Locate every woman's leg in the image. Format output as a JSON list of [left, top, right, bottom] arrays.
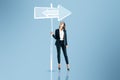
[[61, 44, 69, 65], [56, 45, 61, 70], [61, 44, 70, 70]]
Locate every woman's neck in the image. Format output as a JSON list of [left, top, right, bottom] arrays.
[[59, 28, 63, 31]]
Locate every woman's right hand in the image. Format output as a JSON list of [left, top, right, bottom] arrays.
[[50, 32, 54, 35]]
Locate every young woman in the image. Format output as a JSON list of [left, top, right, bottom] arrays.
[[50, 21, 70, 71]]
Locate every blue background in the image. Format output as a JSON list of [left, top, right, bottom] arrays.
[[0, 0, 120, 80]]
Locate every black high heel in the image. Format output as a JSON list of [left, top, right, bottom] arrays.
[[67, 68, 70, 71], [66, 64, 70, 71], [58, 67, 61, 70], [58, 64, 61, 70]]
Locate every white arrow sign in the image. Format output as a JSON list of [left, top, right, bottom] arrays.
[[34, 4, 72, 21]]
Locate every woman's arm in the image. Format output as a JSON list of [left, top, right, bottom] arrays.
[[50, 30, 57, 39], [64, 30, 68, 46], [52, 34, 56, 39]]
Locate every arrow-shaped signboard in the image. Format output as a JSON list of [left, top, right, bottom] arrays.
[[34, 4, 72, 21]]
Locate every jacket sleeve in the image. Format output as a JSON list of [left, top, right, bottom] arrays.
[[65, 30, 68, 45], [52, 30, 57, 39]]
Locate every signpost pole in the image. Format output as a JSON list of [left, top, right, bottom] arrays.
[[50, 3, 53, 71]]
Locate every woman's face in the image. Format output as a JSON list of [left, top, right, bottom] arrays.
[[60, 22, 64, 29]]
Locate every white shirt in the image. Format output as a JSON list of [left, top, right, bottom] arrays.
[[59, 29, 64, 41]]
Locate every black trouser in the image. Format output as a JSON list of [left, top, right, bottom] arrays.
[[56, 40, 69, 64]]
